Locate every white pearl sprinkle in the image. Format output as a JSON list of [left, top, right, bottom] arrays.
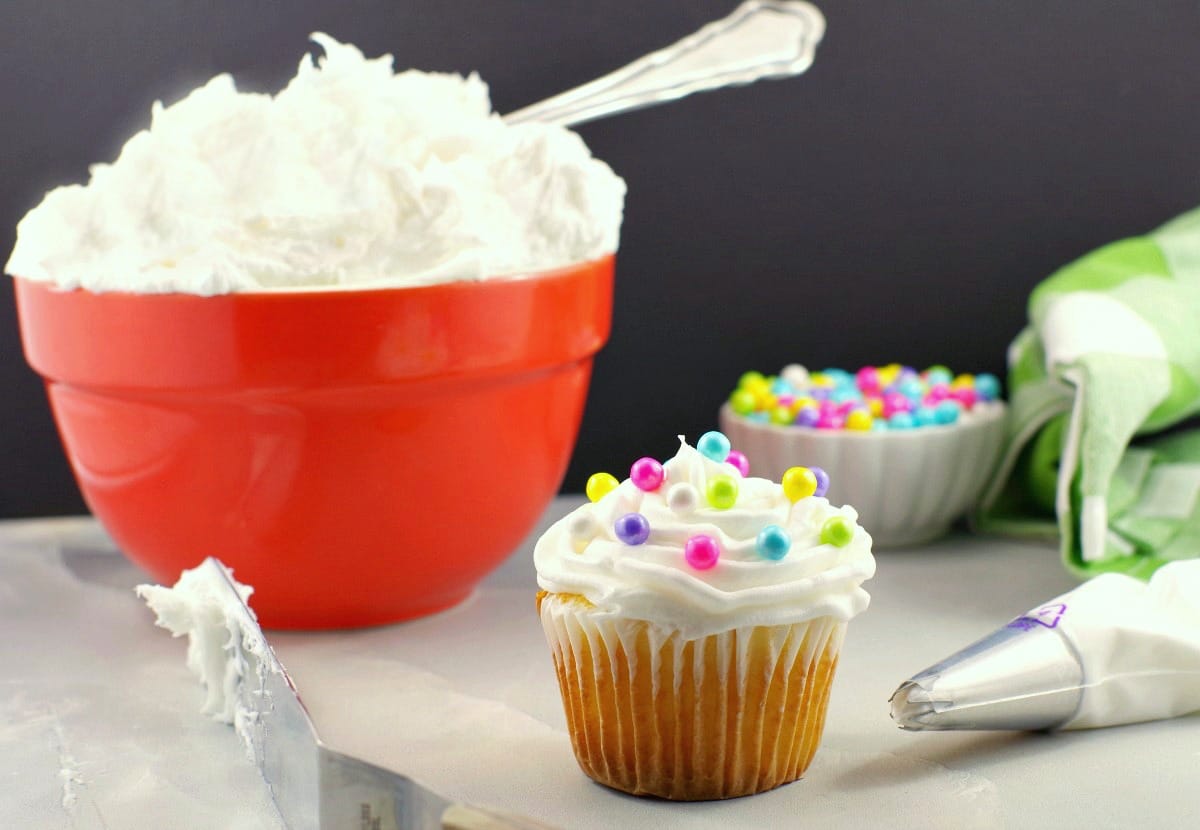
[[567, 511, 599, 553], [667, 483, 700, 516], [781, 363, 809, 389]]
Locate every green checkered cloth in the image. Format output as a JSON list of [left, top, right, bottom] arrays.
[[976, 208, 1200, 579]]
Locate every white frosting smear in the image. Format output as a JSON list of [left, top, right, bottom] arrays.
[[535, 437, 876, 639], [6, 34, 626, 295], [136, 563, 266, 756]]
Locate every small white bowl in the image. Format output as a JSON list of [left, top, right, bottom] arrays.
[[719, 402, 1008, 547]]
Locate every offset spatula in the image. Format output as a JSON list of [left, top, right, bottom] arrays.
[[201, 559, 555, 830]]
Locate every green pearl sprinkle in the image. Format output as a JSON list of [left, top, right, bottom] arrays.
[[770, 405, 794, 425], [730, 389, 758, 415], [738, 370, 766, 389], [706, 475, 738, 510], [820, 516, 854, 547]]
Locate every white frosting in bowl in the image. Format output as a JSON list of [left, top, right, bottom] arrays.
[[6, 35, 625, 295], [535, 437, 876, 639]]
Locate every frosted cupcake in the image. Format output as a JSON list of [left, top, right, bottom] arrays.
[[534, 432, 875, 800]]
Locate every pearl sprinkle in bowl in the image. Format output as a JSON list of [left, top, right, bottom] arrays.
[[719, 371, 1008, 548]]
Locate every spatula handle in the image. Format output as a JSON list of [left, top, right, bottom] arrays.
[[504, 0, 826, 128]]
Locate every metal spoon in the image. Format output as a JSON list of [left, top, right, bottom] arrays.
[[504, 0, 826, 127]]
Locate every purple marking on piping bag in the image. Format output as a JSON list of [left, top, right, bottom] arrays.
[[1007, 603, 1067, 631]]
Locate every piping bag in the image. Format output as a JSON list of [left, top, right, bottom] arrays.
[[890, 558, 1200, 731]]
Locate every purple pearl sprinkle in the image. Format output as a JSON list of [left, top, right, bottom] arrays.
[[794, 408, 820, 428], [810, 466, 830, 498], [614, 512, 651, 545]]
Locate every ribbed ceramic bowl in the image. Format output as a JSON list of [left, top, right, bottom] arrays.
[[15, 256, 614, 629], [719, 402, 1007, 547]]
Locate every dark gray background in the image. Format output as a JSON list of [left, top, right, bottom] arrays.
[[3, 1, 1198, 517]]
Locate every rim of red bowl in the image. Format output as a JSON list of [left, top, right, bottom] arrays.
[[13, 254, 615, 391], [12, 254, 614, 298]]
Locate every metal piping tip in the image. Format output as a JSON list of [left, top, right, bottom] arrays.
[[887, 624, 1085, 732], [889, 680, 939, 731]]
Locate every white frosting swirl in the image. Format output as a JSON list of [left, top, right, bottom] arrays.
[[6, 35, 625, 295], [535, 437, 876, 639]]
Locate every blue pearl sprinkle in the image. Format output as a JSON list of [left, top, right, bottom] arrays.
[[913, 406, 938, 427], [697, 430, 732, 462], [888, 411, 916, 430], [925, 367, 953, 386], [934, 400, 961, 425], [823, 368, 854, 387], [756, 524, 792, 560], [899, 379, 925, 401], [975, 373, 1001, 401]]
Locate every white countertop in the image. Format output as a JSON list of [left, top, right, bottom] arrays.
[[3, 500, 1197, 829]]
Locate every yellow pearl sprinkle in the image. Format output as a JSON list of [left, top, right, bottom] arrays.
[[782, 466, 817, 502], [868, 397, 885, 417], [845, 410, 873, 431], [741, 375, 770, 397], [951, 373, 975, 389], [586, 472, 619, 502]]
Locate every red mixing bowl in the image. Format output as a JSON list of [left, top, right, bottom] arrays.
[[14, 256, 614, 629]]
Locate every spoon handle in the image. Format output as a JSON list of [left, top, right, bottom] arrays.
[[504, 0, 826, 128]]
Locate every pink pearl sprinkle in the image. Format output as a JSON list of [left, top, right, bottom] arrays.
[[817, 413, 844, 430], [883, 392, 911, 417], [952, 387, 977, 409], [630, 457, 664, 491], [818, 399, 837, 416], [725, 450, 750, 477], [684, 534, 720, 570], [927, 383, 951, 403], [856, 366, 880, 393], [776, 394, 795, 407], [836, 400, 856, 415]]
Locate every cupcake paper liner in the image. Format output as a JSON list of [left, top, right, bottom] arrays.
[[538, 591, 846, 800]]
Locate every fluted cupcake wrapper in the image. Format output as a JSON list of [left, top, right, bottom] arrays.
[[538, 592, 847, 801]]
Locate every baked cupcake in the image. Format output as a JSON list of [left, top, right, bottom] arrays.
[[719, 364, 1007, 547], [534, 432, 875, 800]]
